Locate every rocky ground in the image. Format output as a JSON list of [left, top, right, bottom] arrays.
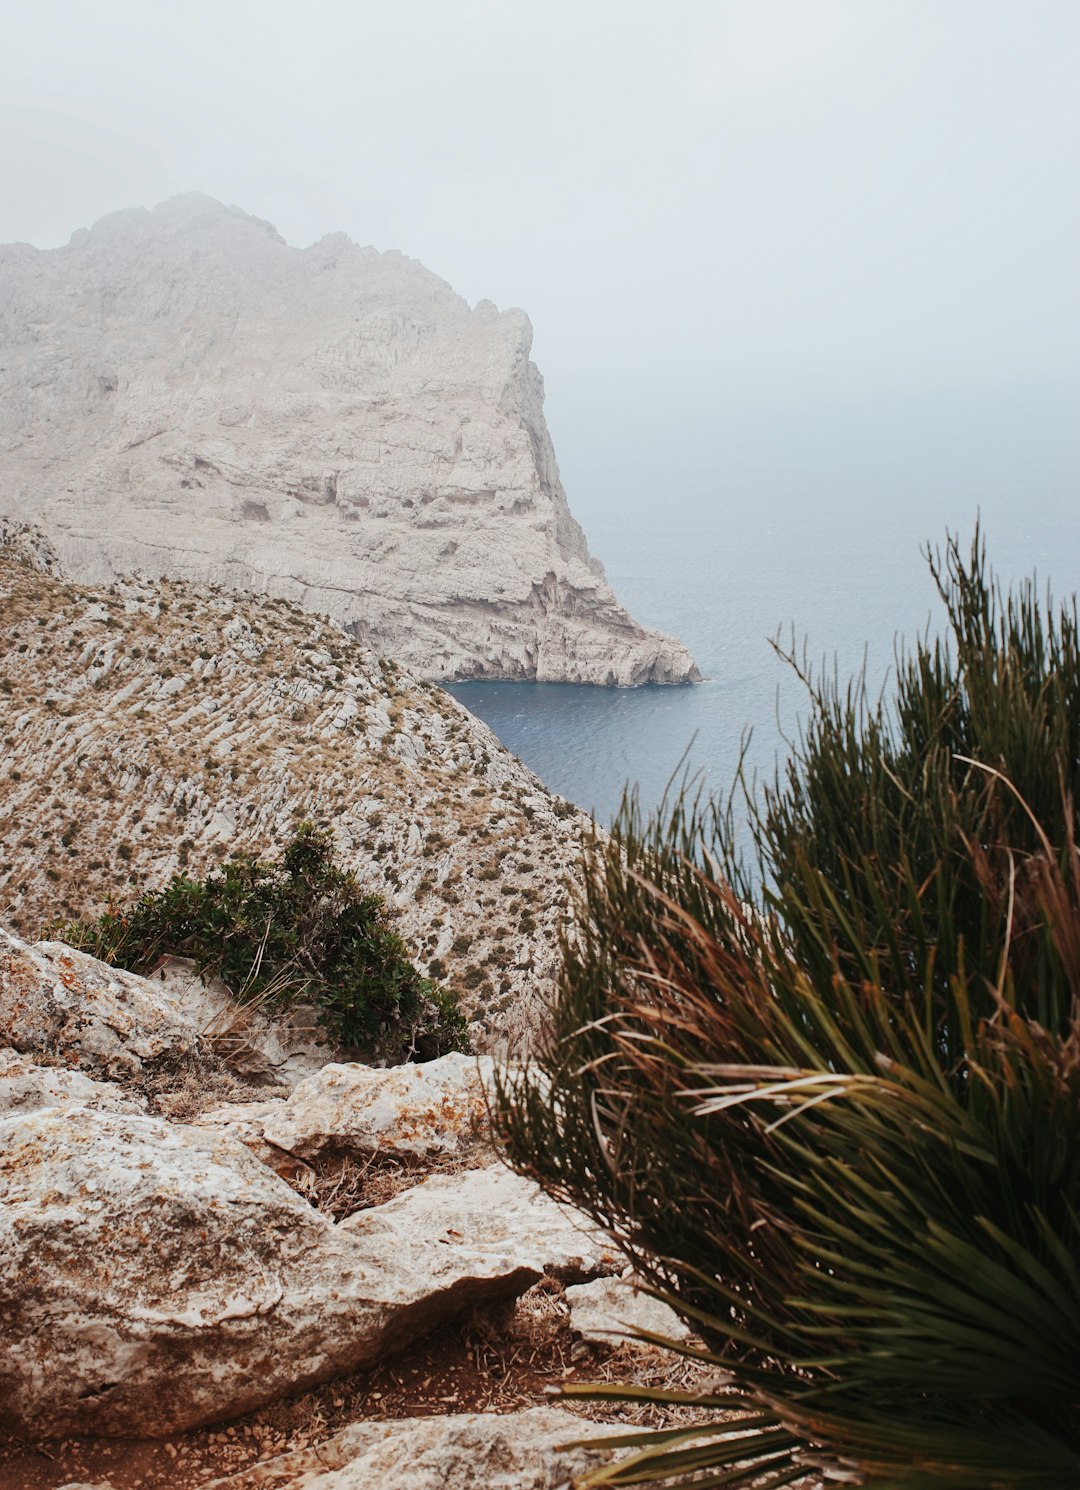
[[0, 928, 729, 1490], [0, 527, 731, 1489], [0, 529, 595, 1051]]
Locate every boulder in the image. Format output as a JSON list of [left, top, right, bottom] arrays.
[[0, 928, 201, 1081], [208, 1407, 626, 1490], [257, 1053, 495, 1161], [340, 1163, 622, 1283], [192, 1096, 311, 1185], [565, 1272, 692, 1348], [0, 1048, 146, 1116], [0, 1104, 358, 1438], [0, 1110, 616, 1438]]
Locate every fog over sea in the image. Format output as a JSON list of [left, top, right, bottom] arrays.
[[451, 385, 1079, 831]]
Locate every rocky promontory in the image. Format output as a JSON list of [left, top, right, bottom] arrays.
[[0, 193, 698, 686]]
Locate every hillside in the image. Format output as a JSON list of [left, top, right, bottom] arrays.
[[0, 193, 697, 686], [0, 526, 592, 1049]]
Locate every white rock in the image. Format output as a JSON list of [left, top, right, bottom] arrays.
[[208, 1407, 625, 1490], [0, 927, 201, 1081], [0, 194, 698, 687], [152, 957, 336, 1090], [565, 1272, 692, 1348], [0, 1110, 616, 1438], [340, 1163, 621, 1282], [0, 1105, 354, 1437], [0, 1048, 146, 1115], [259, 1053, 494, 1161], [191, 1096, 310, 1185], [195, 1096, 288, 1147]]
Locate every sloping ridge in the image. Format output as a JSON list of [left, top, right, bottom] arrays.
[[0, 193, 699, 686], [0, 527, 593, 1050]]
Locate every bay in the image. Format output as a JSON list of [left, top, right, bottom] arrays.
[[451, 396, 1079, 832]]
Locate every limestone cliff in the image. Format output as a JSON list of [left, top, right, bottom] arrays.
[[0, 194, 698, 685]]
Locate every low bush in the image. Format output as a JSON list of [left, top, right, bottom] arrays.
[[495, 532, 1080, 1489], [59, 823, 468, 1063]]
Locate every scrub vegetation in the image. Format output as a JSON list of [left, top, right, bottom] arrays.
[[60, 823, 468, 1063], [495, 531, 1080, 1488]]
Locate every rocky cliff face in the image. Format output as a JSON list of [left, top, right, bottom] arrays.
[[0, 194, 697, 685]]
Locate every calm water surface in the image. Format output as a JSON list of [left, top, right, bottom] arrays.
[[451, 482, 1079, 831]]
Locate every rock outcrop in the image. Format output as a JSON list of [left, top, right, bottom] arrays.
[[195, 1052, 495, 1182], [0, 1106, 615, 1438], [0, 927, 202, 1081], [0, 1048, 147, 1116], [338, 1164, 620, 1284], [0, 193, 698, 686], [253, 1054, 493, 1161], [0, 935, 627, 1443], [0, 545, 595, 1049], [565, 1272, 692, 1348], [0, 931, 713, 1488], [150, 958, 338, 1091]]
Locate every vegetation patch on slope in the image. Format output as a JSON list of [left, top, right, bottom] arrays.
[[60, 823, 467, 1063]]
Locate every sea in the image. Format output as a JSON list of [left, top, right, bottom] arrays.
[[450, 397, 1078, 836]]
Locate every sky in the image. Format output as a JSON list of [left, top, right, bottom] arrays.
[[2, 0, 1078, 535]]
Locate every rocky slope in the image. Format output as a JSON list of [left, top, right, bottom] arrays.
[[0, 192, 698, 686], [0, 528, 595, 1051]]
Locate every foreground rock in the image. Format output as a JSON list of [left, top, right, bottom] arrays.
[[191, 1095, 310, 1184], [0, 193, 697, 688], [0, 1048, 146, 1116], [339, 1164, 621, 1283], [0, 1109, 617, 1438], [208, 1407, 625, 1490], [0, 927, 201, 1082], [197, 1052, 494, 1181], [566, 1272, 692, 1348], [153, 958, 336, 1091], [202, 1053, 494, 1162]]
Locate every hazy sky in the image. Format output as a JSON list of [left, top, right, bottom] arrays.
[[3, 0, 1077, 526]]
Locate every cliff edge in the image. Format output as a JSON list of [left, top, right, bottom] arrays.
[[0, 194, 698, 685]]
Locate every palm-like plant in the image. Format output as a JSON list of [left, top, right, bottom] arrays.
[[493, 532, 1080, 1488]]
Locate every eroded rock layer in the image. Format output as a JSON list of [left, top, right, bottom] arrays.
[[0, 193, 697, 685]]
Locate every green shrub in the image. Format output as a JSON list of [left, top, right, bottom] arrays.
[[59, 823, 468, 1063], [494, 532, 1080, 1489]]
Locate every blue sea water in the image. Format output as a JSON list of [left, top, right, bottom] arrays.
[[450, 410, 1078, 831]]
